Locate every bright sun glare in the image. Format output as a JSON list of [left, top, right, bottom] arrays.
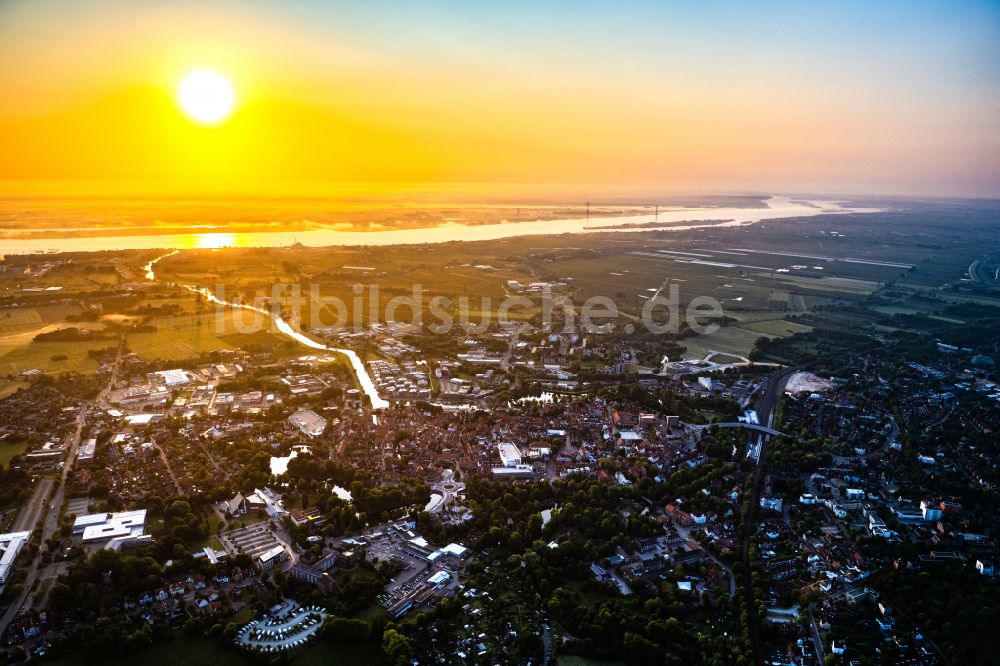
[[178, 70, 234, 125]]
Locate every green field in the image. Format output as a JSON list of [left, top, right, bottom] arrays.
[[681, 325, 766, 360], [739, 318, 813, 337], [125, 308, 288, 362], [0, 338, 104, 375]]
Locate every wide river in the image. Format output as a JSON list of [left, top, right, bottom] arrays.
[[0, 196, 876, 253]]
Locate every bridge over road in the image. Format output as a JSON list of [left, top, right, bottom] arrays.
[[689, 422, 786, 437]]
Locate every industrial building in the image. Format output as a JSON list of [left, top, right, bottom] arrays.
[[0, 531, 31, 588], [288, 408, 328, 437], [73, 509, 147, 544]]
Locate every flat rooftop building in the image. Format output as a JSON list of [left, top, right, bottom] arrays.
[[78, 438, 97, 463], [154, 369, 194, 386], [492, 464, 534, 479], [73, 509, 146, 542], [258, 545, 287, 570], [0, 531, 31, 587], [498, 443, 522, 467], [288, 409, 328, 437]]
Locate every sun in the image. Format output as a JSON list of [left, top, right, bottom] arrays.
[[178, 70, 235, 125]]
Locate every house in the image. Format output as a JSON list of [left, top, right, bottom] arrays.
[[665, 503, 693, 527], [188, 574, 207, 590], [223, 493, 247, 517], [590, 562, 610, 581]]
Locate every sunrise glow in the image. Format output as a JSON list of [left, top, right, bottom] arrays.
[[177, 70, 234, 125]]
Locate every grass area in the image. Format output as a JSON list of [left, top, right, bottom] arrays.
[[125, 303, 298, 363], [0, 304, 81, 333], [0, 338, 104, 375], [291, 639, 386, 665], [704, 352, 746, 364], [191, 535, 225, 552], [44, 636, 248, 666], [739, 318, 813, 337], [146, 515, 166, 534], [681, 325, 766, 360], [556, 657, 626, 666], [0, 379, 26, 400], [0, 439, 29, 468], [43, 634, 386, 666], [228, 606, 256, 627]]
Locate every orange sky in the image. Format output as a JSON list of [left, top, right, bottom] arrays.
[[1, 1, 998, 198]]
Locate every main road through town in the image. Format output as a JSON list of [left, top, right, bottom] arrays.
[[0, 339, 126, 636], [739, 366, 797, 663]]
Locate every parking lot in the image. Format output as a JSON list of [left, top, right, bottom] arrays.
[[236, 602, 327, 653], [222, 520, 284, 558]]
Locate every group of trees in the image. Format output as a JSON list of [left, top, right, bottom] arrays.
[[401, 476, 749, 664], [874, 567, 1000, 665]]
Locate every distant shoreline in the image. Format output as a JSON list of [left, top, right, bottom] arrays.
[[0, 196, 881, 254]]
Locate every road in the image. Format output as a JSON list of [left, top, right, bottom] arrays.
[[739, 366, 797, 664], [968, 252, 1000, 290], [673, 520, 736, 599], [0, 339, 125, 635], [808, 606, 824, 663], [152, 438, 184, 496], [10, 478, 54, 533]]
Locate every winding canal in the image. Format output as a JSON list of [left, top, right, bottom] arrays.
[[143, 252, 389, 409]]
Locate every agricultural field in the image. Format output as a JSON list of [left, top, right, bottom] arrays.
[[679, 324, 767, 360], [0, 303, 104, 374], [124, 307, 290, 362], [3, 199, 998, 373]]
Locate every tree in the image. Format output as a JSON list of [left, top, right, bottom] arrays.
[[381, 628, 412, 666]]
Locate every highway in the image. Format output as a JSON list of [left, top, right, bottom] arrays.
[[968, 252, 1000, 290]]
